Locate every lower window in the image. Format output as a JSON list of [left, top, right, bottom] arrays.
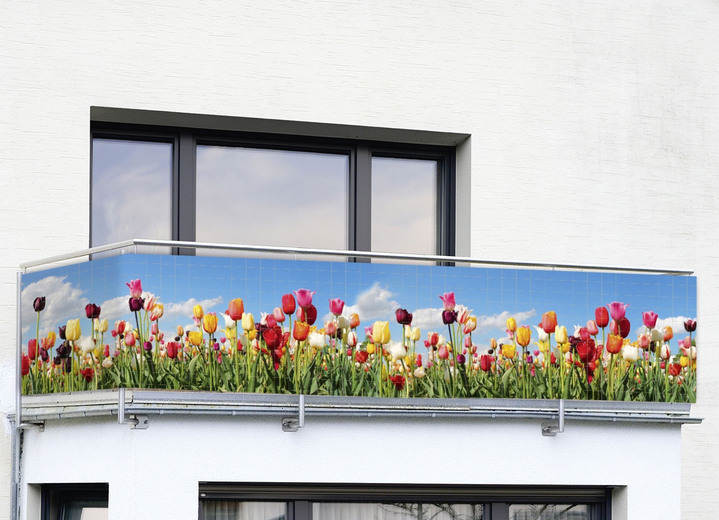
[[42, 484, 108, 520], [199, 484, 609, 520]]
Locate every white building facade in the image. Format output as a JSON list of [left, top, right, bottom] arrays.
[[2, 2, 718, 519]]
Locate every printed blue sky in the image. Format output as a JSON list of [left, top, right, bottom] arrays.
[[21, 254, 696, 355]]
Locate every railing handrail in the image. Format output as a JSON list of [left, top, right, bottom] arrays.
[[19, 238, 694, 275]]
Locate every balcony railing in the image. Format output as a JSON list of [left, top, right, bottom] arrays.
[[15, 239, 698, 432]]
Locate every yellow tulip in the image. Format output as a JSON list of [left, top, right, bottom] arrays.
[[506, 317, 517, 333], [501, 343, 516, 359], [188, 331, 203, 346], [372, 321, 391, 345], [203, 313, 218, 334], [516, 326, 531, 347], [241, 312, 255, 332], [555, 325, 568, 344], [680, 356, 689, 367], [224, 327, 236, 341], [367, 344, 376, 355], [193, 304, 204, 320], [405, 326, 421, 342], [94, 318, 108, 333], [65, 319, 81, 341]]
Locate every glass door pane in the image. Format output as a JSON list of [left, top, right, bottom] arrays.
[[201, 501, 287, 520], [91, 138, 173, 254], [196, 145, 349, 259], [371, 157, 438, 258], [313, 502, 483, 520], [509, 504, 589, 520]]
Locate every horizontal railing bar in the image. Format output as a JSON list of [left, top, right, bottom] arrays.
[[20, 239, 694, 275], [18, 391, 701, 425]]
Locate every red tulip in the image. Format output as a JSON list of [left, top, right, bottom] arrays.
[[480, 354, 493, 372], [355, 350, 369, 364], [610, 317, 631, 338], [595, 307, 610, 328], [389, 375, 406, 390], [668, 363, 682, 377], [262, 326, 284, 350], [297, 304, 317, 325], [21, 355, 30, 376], [684, 319, 697, 332], [281, 294, 296, 315], [28, 339, 38, 360]]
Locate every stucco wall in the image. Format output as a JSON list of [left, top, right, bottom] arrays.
[[2, 1, 718, 518], [20, 414, 680, 520]]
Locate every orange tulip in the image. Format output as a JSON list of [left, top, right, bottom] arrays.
[[227, 298, 245, 321], [606, 334, 623, 354], [541, 311, 557, 334], [293, 321, 310, 341]]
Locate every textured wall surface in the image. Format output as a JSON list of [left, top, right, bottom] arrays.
[[2, 1, 718, 519]]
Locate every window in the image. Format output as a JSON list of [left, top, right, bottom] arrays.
[[198, 484, 610, 520], [42, 484, 108, 520], [91, 113, 455, 258]]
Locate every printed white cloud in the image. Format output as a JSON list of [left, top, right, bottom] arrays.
[[475, 309, 537, 332], [163, 297, 224, 322], [21, 276, 88, 336], [342, 283, 401, 323], [97, 295, 131, 323], [411, 307, 445, 331]]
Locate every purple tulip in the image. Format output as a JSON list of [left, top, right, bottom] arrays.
[[129, 297, 144, 313], [442, 310, 457, 325], [33, 296, 46, 312]]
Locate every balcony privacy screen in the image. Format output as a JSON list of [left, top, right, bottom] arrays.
[[20, 253, 697, 402]]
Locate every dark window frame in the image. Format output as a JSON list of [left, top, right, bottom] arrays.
[[42, 483, 108, 520], [198, 483, 611, 520], [90, 121, 456, 257]]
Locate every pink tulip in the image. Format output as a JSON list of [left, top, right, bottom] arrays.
[[638, 333, 651, 350], [607, 301, 629, 321], [273, 307, 285, 323], [439, 292, 456, 311], [586, 320, 599, 336], [126, 279, 143, 298], [437, 345, 449, 359], [293, 289, 316, 309], [328, 298, 345, 316], [642, 311, 659, 329]]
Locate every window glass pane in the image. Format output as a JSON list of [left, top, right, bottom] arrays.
[[62, 500, 108, 520], [371, 157, 438, 256], [313, 502, 483, 520], [91, 138, 172, 253], [200, 501, 286, 520], [196, 146, 349, 257], [509, 504, 589, 520]]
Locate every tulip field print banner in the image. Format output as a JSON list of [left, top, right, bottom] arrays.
[[20, 254, 697, 402]]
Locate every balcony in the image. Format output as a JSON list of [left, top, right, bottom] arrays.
[[15, 239, 699, 432]]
